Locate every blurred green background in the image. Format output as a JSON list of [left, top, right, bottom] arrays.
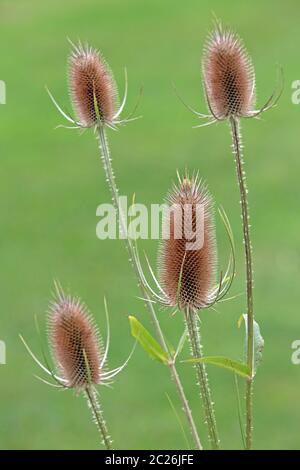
[[0, 0, 300, 450]]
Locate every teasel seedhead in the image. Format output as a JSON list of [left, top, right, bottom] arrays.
[[48, 289, 102, 388], [69, 43, 118, 127], [202, 23, 255, 120], [47, 41, 141, 131], [20, 283, 135, 391], [174, 20, 282, 128], [159, 174, 216, 311], [132, 173, 235, 313]]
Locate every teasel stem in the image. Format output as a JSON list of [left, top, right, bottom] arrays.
[[97, 125, 203, 450], [229, 116, 254, 450], [85, 385, 113, 450], [184, 307, 219, 449], [169, 360, 203, 450]]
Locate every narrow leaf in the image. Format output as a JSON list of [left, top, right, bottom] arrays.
[[253, 319, 264, 373], [240, 314, 264, 375], [233, 373, 246, 449], [128, 316, 169, 364], [182, 355, 251, 378], [165, 393, 191, 450], [174, 327, 188, 361]]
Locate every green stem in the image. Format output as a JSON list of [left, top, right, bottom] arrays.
[[230, 117, 254, 450], [85, 386, 113, 450], [168, 360, 203, 450], [184, 307, 220, 450], [97, 125, 203, 450]]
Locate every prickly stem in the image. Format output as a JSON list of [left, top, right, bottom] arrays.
[[184, 307, 220, 449], [230, 116, 254, 450], [85, 386, 113, 450]]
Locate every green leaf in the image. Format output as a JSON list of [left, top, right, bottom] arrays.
[[128, 316, 169, 364], [233, 373, 246, 449], [239, 314, 264, 375], [165, 393, 191, 450], [237, 314, 244, 329], [253, 319, 264, 373], [182, 355, 251, 378], [174, 327, 188, 361]]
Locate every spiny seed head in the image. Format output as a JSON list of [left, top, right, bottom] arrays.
[[69, 43, 118, 127], [49, 289, 102, 389], [202, 23, 255, 119], [159, 175, 217, 311]]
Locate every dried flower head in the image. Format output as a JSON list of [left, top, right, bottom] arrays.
[[158, 175, 217, 311], [202, 23, 255, 120], [20, 284, 134, 392], [175, 21, 281, 128], [49, 289, 102, 389], [69, 43, 118, 127], [47, 41, 140, 131]]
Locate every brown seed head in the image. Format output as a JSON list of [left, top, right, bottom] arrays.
[[202, 24, 255, 119], [159, 175, 216, 311], [69, 43, 118, 126], [49, 289, 102, 389]]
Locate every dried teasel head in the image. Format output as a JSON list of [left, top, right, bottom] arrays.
[[202, 22, 255, 120], [158, 174, 217, 312], [47, 41, 141, 131], [68, 43, 118, 127], [48, 288, 103, 389], [175, 21, 281, 128], [20, 285, 135, 392]]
